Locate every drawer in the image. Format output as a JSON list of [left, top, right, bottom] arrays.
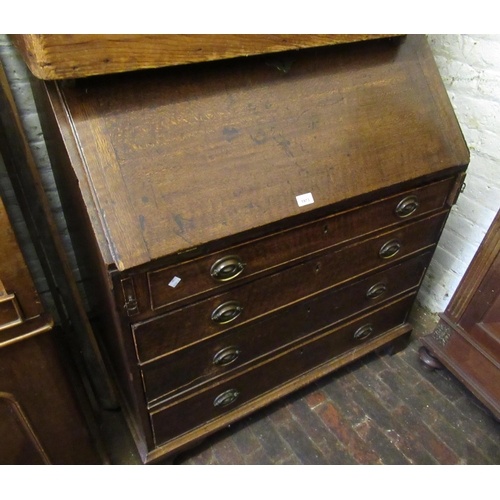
[[141, 252, 430, 403], [133, 211, 446, 358], [146, 177, 455, 311], [150, 294, 414, 446]]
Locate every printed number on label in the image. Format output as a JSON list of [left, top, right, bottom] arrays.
[[296, 192, 314, 207]]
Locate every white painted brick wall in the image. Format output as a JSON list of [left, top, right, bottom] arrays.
[[419, 35, 500, 312], [1, 34, 498, 316]]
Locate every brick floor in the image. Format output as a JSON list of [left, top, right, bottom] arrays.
[[103, 302, 500, 465]]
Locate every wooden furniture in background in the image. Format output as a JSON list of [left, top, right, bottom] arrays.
[[0, 194, 103, 464], [420, 209, 500, 420], [0, 60, 117, 410], [31, 35, 468, 463], [0, 59, 109, 464], [10, 34, 400, 80]]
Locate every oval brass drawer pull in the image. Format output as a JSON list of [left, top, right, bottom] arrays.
[[354, 323, 374, 340], [213, 346, 241, 366], [210, 255, 246, 281], [395, 195, 419, 218], [211, 300, 244, 325], [366, 282, 388, 300], [213, 388, 240, 408], [379, 239, 401, 259]]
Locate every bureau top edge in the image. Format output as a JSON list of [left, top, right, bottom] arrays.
[[11, 34, 402, 80]]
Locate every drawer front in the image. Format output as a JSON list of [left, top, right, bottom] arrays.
[[133, 211, 446, 358], [147, 177, 455, 311], [150, 294, 414, 446], [141, 252, 430, 402]]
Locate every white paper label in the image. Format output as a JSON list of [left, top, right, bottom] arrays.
[[168, 276, 181, 288], [296, 192, 314, 207]]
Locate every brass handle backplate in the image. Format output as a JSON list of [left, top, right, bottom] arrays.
[[210, 255, 246, 281], [213, 346, 241, 366], [211, 301, 243, 325], [379, 239, 401, 259], [213, 388, 240, 408], [354, 323, 374, 340], [366, 282, 388, 300], [395, 195, 419, 218]]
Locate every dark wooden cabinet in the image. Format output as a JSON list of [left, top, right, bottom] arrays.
[[32, 35, 469, 463], [420, 208, 500, 419]]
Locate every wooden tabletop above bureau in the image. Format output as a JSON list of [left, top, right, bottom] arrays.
[[31, 34, 469, 463], [11, 34, 399, 80]]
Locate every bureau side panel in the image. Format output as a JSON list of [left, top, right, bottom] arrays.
[[32, 79, 155, 455]]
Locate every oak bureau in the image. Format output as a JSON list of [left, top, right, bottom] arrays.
[[32, 35, 469, 463]]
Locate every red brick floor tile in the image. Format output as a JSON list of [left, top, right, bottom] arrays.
[[305, 390, 326, 410], [354, 419, 410, 465], [316, 402, 381, 464], [392, 405, 460, 464], [211, 435, 246, 465]]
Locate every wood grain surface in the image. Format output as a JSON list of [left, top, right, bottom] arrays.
[[0, 196, 43, 322], [11, 34, 400, 80], [31, 32, 470, 464], [43, 35, 469, 271]]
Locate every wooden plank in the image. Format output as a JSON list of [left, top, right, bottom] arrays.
[[10, 34, 401, 80]]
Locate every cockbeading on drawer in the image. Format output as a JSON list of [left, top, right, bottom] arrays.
[[145, 177, 455, 314], [149, 294, 415, 446], [133, 211, 446, 360], [140, 253, 431, 404]]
